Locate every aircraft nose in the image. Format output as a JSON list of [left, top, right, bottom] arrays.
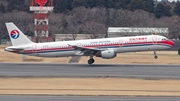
[[169, 40, 175, 47]]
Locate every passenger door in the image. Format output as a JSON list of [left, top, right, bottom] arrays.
[[119, 40, 123, 47], [152, 36, 157, 45]]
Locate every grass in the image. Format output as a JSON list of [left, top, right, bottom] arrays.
[[1, 45, 180, 96], [0, 46, 70, 63], [0, 45, 180, 64], [79, 51, 180, 64], [0, 78, 180, 96]]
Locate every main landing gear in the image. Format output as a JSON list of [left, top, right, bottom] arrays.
[[88, 55, 95, 65], [154, 50, 158, 59], [88, 59, 94, 65]]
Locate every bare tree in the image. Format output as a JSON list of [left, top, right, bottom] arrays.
[[1, 7, 180, 40]]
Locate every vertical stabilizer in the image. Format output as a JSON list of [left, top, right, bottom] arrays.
[[5, 22, 34, 46]]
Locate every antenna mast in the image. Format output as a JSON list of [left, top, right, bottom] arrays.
[[30, 0, 54, 42]]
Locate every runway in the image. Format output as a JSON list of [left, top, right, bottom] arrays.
[[0, 63, 179, 79], [0, 95, 179, 101]]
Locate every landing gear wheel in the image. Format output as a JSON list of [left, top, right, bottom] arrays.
[[154, 55, 158, 59], [88, 59, 95, 65]]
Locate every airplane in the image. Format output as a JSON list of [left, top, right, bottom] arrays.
[[4, 22, 174, 65]]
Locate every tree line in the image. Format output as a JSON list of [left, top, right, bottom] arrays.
[[1, 0, 180, 40], [1, 0, 180, 18]]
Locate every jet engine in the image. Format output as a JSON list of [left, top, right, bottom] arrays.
[[101, 50, 116, 59]]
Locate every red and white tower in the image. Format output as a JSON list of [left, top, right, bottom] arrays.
[[30, 0, 54, 42]]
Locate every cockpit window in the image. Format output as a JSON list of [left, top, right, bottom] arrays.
[[162, 38, 168, 41]]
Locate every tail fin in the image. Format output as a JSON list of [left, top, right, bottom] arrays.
[[5, 22, 34, 46]]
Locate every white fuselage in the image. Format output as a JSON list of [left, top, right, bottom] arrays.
[[6, 35, 174, 58]]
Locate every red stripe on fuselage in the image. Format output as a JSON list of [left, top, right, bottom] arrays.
[[22, 40, 174, 53]]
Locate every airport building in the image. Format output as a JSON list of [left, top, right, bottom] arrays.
[[54, 27, 169, 41], [55, 34, 105, 41], [107, 27, 169, 38]]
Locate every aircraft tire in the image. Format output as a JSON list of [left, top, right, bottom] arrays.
[[88, 59, 94, 65], [154, 55, 158, 59]]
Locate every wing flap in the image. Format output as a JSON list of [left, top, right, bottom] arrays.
[[68, 44, 104, 51], [68, 44, 105, 56]]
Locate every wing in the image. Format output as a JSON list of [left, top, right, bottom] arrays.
[[68, 44, 106, 56]]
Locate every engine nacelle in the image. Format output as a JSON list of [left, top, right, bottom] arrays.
[[101, 50, 116, 59]]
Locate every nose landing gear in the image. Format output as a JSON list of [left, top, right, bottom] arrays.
[[154, 50, 158, 59]]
